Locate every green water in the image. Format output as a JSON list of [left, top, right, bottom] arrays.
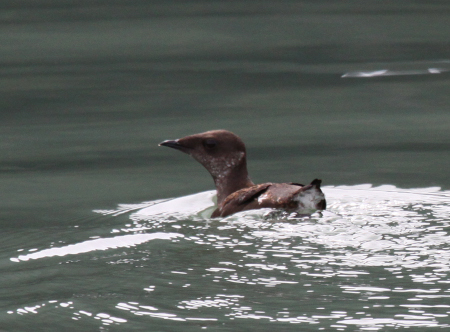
[[1, 1, 450, 330]]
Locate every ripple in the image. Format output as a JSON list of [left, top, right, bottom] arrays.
[[10, 232, 183, 262], [7, 184, 450, 330]]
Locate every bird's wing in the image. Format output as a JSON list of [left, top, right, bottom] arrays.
[[211, 183, 272, 218]]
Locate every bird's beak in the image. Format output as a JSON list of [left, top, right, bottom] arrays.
[[159, 139, 191, 154]]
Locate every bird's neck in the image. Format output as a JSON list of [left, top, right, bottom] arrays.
[[213, 161, 254, 205]]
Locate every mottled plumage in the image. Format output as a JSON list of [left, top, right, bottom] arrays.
[[159, 130, 326, 218]]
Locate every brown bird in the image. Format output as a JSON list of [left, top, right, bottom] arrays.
[[159, 130, 326, 218]]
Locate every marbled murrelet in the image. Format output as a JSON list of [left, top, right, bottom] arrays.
[[159, 130, 326, 218]]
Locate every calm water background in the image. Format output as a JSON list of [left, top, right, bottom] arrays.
[[1, 1, 450, 331]]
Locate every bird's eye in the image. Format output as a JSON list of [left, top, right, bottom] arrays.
[[203, 139, 217, 149]]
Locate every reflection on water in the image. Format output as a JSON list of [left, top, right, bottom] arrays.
[[11, 232, 183, 262], [342, 67, 449, 78], [2, 1, 450, 330], [8, 185, 450, 330]]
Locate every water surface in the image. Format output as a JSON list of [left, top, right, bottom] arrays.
[[1, 1, 450, 330]]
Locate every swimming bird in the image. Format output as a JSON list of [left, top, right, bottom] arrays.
[[159, 130, 326, 218]]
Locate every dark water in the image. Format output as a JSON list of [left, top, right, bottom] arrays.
[[2, 1, 450, 330]]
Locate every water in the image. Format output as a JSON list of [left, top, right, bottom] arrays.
[[5, 186, 450, 330], [2, 1, 450, 331]]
